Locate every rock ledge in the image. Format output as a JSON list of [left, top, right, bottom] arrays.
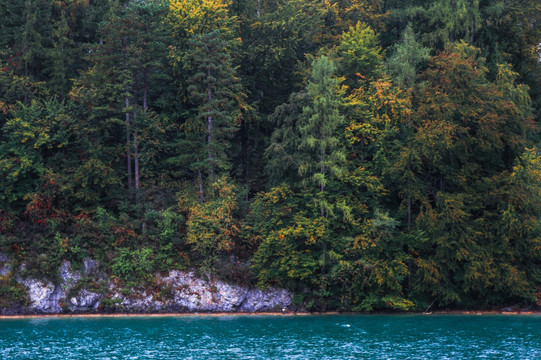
[[0, 257, 292, 315]]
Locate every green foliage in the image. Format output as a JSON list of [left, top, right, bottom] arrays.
[[263, 56, 354, 307], [156, 208, 184, 244], [250, 185, 321, 290], [337, 22, 383, 87], [0, 273, 29, 308], [395, 42, 537, 307], [327, 0, 389, 36], [236, 0, 327, 113], [298, 56, 346, 214], [385, 25, 431, 90], [0, 0, 539, 312], [186, 177, 240, 271], [185, 30, 244, 178], [112, 247, 154, 284], [390, 0, 481, 49], [326, 210, 413, 312], [167, 0, 236, 40], [265, 91, 310, 184], [494, 148, 541, 301]]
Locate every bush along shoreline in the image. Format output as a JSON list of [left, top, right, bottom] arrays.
[[1, 256, 540, 316]]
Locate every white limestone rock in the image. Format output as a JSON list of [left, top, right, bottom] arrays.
[[6, 257, 292, 314], [0, 253, 10, 276], [104, 270, 292, 313], [69, 289, 101, 310], [59, 260, 80, 286], [22, 278, 63, 313], [83, 258, 99, 275]]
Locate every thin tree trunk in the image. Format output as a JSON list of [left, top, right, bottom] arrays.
[[141, 68, 149, 231], [207, 68, 213, 180], [320, 149, 326, 276], [450, 0, 456, 43], [60, 42, 65, 101], [137, 66, 149, 194], [407, 196, 412, 231], [134, 111, 139, 191], [245, 121, 250, 200], [320, 155, 325, 195], [241, 119, 249, 189], [124, 35, 132, 192], [143, 68, 148, 111], [126, 88, 133, 192], [321, 240, 327, 274], [24, 61, 29, 103], [197, 159, 205, 203], [133, 71, 139, 192]]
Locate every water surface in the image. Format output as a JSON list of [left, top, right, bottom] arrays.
[[0, 314, 539, 359]]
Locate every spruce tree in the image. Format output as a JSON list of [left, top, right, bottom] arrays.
[[186, 30, 244, 194], [299, 56, 346, 212], [385, 24, 431, 90], [298, 56, 346, 274]]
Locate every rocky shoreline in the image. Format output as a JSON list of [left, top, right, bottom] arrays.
[[2, 256, 540, 316], [0, 257, 293, 316]]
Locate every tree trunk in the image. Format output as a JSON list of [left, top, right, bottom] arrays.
[[320, 148, 326, 276], [407, 196, 412, 231], [60, 40, 65, 101], [143, 68, 148, 111], [450, 0, 457, 42], [207, 67, 214, 180], [124, 35, 133, 192], [241, 118, 249, 189], [469, 21, 474, 45], [125, 88, 133, 192], [140, 68, 149, 229], [320, 155, 325, 195], [134, 111, 139, 191], [197, 159, 205, 203], [24, 61, 29, 103], [133, 71, 139, 192]]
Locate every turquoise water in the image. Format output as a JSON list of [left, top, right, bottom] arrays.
[[0, 314, 539, 359]]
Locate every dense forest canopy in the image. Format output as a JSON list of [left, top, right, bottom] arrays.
[[0, 0, 540, 311]]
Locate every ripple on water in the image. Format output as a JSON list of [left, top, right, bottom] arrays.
[[0, 315, 539, 359]]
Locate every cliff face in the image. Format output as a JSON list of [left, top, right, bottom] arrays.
[[0, 257, 292, 315]]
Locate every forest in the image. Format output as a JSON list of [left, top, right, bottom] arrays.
[[0, 0, 540, 312]]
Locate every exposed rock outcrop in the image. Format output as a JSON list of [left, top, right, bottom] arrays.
[[0, 256, 292, 315], [0, 253, 10, 276], [104, 270, 292, 313], [20, 279, 63, 313]]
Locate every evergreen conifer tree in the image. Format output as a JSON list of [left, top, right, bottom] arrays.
[[186, 30, 244, 195], [298, 56, 346, 274]]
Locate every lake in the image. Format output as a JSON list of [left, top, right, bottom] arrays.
[[0, 314, 539, 359]]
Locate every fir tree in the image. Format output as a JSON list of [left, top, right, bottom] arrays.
[[298, 56, 346, 275], [186, 30, 245, 197]]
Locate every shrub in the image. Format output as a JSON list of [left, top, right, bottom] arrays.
[[0, 274, 29, 307], [111, 247, 154, 284]]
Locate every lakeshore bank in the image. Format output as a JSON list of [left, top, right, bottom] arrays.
[[1, 309, 540, 320], [2, 257, 540, 317]]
